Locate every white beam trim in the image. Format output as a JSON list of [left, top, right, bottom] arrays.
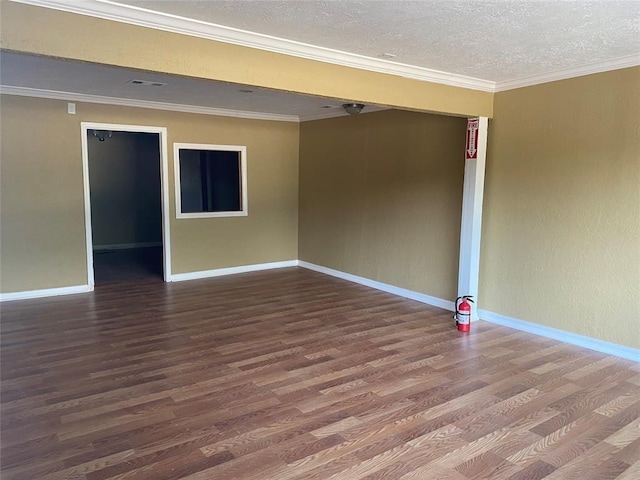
[[457, 116, 489, 321]]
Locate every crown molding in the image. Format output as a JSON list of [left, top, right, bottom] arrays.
[[494, 53, 640, 92], [10, 0, 496, 93], [0, 85, 301, 122], [9, 1, 639, 95], [299, 109, 351, 122], [299, 106, 388, 122]]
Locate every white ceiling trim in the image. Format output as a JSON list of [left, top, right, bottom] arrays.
[[11, 0, 496, 92], [0, 85, 301, 122], [9, 0, 640, 95], [299, 110, 356, 122], [300, 108, 385, 123], [494, 53, 640, 92]]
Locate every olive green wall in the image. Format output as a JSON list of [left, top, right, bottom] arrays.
[[0, 96, 88, 291], [299, 110, 467, 301], [88, 132, 162, 247], [0, 95, 300, 292], [1, 1, 637, 351], [481, 67, 640, 349]]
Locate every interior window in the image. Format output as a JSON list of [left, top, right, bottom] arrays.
[[174, 144, 247, 218]]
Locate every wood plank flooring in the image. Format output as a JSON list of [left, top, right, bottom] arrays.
[[1, 267, 639, 479]]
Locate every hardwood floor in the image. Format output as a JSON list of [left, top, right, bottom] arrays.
[[1, 267, 638, 479]]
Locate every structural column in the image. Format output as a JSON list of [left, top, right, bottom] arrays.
[[457, 117, 489, 321]]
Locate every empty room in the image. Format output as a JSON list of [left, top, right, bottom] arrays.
[[0, 1, 638, 479]]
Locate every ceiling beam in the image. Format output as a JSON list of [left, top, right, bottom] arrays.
[[0, 1, 494, 118]]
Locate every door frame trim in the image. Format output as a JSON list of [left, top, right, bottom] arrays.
[[81, 122, 171, 287]]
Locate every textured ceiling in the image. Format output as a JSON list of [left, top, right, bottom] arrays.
[[2, 0, 638, 119], [117, 0, 640, 82]]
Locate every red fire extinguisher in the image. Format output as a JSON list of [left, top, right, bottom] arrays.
[[454, 296, 474, 332]]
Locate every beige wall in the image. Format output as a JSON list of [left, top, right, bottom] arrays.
[[0, 2, 493, 119], [0, 95, 299, 292], [299, 109, 467, 301], [1, 1, 636, 351], [481, 67, 640, 349], [88, 132, 162, 247], [0, 96, 88, 291]]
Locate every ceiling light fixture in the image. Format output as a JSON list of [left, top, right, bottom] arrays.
[[92, 129, 113, 142], [343, 103, 365, 115]]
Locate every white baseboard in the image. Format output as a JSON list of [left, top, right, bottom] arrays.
[[297, 261, 638, 362], [2, 260, 636, 362], [93, 242, 162, 251], [478, 309, 640, 362], [170, 260, 299, 282], [298, 261, 455, 311], [0, 285, 92, 302]]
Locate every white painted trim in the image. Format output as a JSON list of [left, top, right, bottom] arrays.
[[176, 211, 248, 219], [0, 285, 91, 302], [299, 107, 389, 122], [80, 124, 95, 289], [298, 261, 455, 312], [93, 241, 162, 251], [1, 257, 635, 361], [457, 117, 488, 321], [298, 261, 638, 361], [0, 86, 299, 123], [158, 128, 172, 281], [299, 109, 359, 123], [478, 309, 640, 363], [81, 122, 172, 283], [11, 0, 495, 92], [173, 143, 248, 219], [494, 54, 640, 92], [11, 1, 639, 93], [170, 260, 298, 282]]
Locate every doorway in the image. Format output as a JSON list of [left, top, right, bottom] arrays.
[[81, 123, 171, 288]]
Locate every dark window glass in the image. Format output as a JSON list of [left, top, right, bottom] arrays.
[[179, 149, 242, 213]]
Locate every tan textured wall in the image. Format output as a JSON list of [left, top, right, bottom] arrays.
[[0, 95, 299, 292], [0, 2, 493, 118], [88, 132, 162, 247], [0, 96, 88, 290], [481, 67, 640, 349], [299, 110, 467, 301]]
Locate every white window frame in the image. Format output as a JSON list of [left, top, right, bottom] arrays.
[[173, 143, 248, 219]]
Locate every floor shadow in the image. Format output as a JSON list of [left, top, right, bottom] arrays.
[[93, 247, 163, 285]]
